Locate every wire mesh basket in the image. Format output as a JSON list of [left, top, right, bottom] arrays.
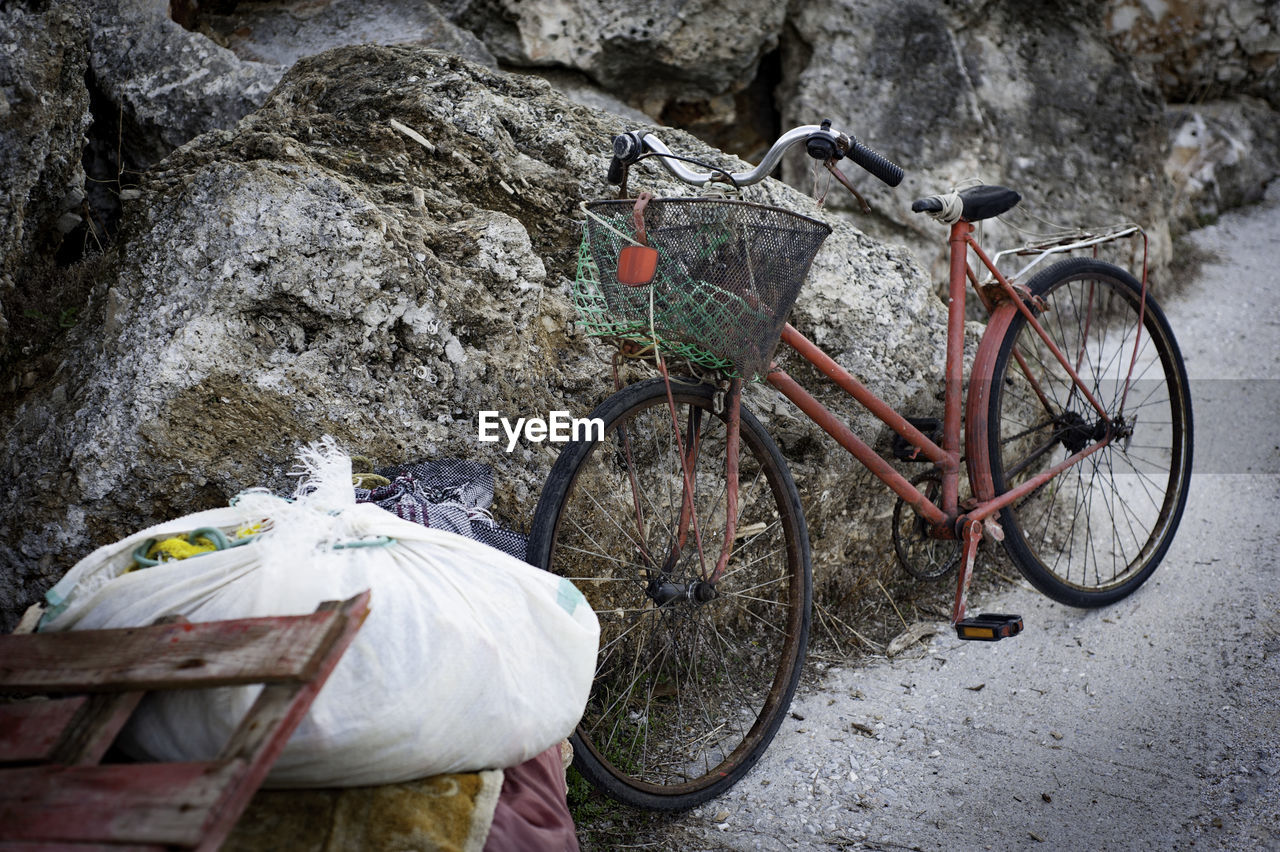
[[575, 198, 832, 380]]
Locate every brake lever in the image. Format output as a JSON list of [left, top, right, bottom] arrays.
[[824, 160, 872, 214], [608, 157, 626, 185]]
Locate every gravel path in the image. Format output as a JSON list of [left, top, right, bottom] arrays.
[[647, 183, 1280, 851]]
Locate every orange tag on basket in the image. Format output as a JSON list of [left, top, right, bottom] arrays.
[[617, 245, 658, 285], [617, 192, 657, 286]]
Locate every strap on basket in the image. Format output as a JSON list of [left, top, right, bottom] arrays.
[[617, 192, 658, 286], [631, 192, 653, 245]]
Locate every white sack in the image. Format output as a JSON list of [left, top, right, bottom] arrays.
[[39, 442, 599, 787]]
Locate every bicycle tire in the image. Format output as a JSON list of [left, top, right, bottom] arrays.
[[528, 377, 811, 810], [981, 258, 1193, 607]]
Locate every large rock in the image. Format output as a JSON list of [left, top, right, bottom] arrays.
[[779, 0, 1174, 283], [85, 0, 283, 167], [78, 0, 507, 173], [0, 45, 948, 631], [186, 0, 497, 70], [76, 0, 506, 252], [442, 0, 786, 106], [1104, 0, 1280, 226], [0, 0, 92, 357], [442, 0, 788, 161]]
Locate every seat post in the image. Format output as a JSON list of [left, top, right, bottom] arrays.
[[941, 221, 973, 514]]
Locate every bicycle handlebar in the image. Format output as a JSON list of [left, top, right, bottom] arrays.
[[610, 120, 904, 190], [845, 137, 905, 187]]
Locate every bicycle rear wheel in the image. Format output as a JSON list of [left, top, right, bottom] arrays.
[[982, 258, 1193, 607], [528, 377, 811, 810]]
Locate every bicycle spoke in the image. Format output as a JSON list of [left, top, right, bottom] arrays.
[[531, 379, 810, 806]]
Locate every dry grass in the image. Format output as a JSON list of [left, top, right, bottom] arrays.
[[568, 544, 1029, 849]]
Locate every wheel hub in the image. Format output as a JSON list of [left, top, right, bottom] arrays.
[[1057, 410, 1105, 453], [648, 579, 717, 607]]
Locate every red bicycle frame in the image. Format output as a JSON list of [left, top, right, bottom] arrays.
[[752, 220, 1133, 623], [645, 218, 1147, 625]]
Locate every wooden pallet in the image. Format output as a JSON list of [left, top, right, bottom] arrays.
[[0, 590, 371, 851]]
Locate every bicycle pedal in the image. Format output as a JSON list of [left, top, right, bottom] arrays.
[[892, 417, 942, 462], [955, 613, 1023, 641]]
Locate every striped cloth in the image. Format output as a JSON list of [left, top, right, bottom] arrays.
[[354, 460, 528, 561]]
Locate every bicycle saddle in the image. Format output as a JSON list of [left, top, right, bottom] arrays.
[[912, 185, 1021, 223]]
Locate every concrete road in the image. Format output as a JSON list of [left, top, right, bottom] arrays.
[[658, 184, 1280, 851]]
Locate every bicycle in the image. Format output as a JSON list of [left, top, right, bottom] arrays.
[[528, 121, 1193, 810]]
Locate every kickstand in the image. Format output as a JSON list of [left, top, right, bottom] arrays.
[[951, 518, 983, 625]]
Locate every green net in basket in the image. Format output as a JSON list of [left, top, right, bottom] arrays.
[[575, 198, 833, 379]]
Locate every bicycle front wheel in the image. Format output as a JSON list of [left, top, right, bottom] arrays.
[[528, 377, 811, 810], [983, 258, 1193, 607]]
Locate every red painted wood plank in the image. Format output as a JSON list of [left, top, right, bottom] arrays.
[[0, 592, 371, 851], [47, 692, 145, 765], [0, 609, 347, 693], [0, 761, 238, 846], [197, 590, 371, 851], [0, 698, 86, 763]]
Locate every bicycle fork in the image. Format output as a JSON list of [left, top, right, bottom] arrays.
[[664, 371, 742, 590], [630, 358, 742, 607]]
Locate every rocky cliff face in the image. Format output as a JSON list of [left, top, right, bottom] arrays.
[[1104, 0, 1280, 228], [86, 0, 283, 168], [1106, 0, 1279, 109], [441, 0, 786, 105], [0, 45, 943, 630], [1, 0, 1278, 630]]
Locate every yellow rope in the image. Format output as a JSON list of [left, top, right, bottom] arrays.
[[127, 523, 266, 572], [147, 534, 219, 562], [236, 521, 266, 540]]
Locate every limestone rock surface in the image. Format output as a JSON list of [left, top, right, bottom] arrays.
[[1105, 0, 1280, 108], [85, 0, 283, 167], [1166, 97, 1280, 227], [189, 0, 497, 70], [442, 0, 787, 104], [780, 0, 1174, 283], [0, 45, 945, 630]]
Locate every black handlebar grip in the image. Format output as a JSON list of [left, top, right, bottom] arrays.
[[848, 138, 905, 187], [607, 156, 626, 185]]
